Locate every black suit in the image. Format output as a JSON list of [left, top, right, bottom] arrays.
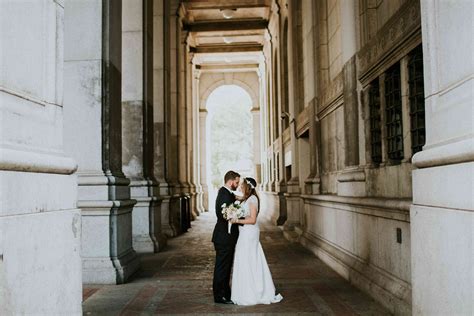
[[212, 186, 239, 300]]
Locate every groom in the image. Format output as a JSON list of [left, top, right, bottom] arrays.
[[212, 170, 241, 304]]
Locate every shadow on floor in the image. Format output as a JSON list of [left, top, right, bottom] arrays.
[[83, 212, 390, 315]]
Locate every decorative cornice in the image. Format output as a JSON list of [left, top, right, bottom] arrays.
[[318, 72, 344, 119], [357, 0, 421, 83], [295, 106, 309, 137]]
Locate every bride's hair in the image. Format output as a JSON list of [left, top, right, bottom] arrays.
[[241, 177, 260, 211]]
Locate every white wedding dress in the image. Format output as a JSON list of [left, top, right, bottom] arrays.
[[231, 195, 283, 305]]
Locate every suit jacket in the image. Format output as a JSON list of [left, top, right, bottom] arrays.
[[212, 186, 239, 246]]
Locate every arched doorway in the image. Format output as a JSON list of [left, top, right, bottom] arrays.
[[205, 85, 253, 210], [196, 71, 262, 212]]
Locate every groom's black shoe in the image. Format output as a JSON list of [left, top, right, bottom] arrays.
[[214, 297, 234, 304]]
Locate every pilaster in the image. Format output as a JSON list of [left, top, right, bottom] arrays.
[[337, 56, 367, 197], [411, 1, 474, 314]]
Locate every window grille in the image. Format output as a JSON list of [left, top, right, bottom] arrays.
[[369, 79, 382, 163], [384, 63, 404, 161], [408, 45, 426, 155]]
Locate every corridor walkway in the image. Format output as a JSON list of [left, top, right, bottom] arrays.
[[83, 212, 389, 315]]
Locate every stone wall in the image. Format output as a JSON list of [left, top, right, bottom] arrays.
[[0, 1, 82, 314], [261, 0, 424, 314]]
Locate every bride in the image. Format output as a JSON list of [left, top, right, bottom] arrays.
[[230, 177, 283, 305]]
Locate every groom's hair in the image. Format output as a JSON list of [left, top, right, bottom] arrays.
[[224, 171, 240, 183]]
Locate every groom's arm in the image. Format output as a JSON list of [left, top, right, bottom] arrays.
[[215, 188, 228, 221]]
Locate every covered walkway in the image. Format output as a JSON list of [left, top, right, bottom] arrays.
[[83, 213, 388, 315]]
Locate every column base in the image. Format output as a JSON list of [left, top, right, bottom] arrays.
[[304, 177, 320, 195], [131, 187, 167, 253], [283, 192, 302, 232], [133, 235, 156, 253], [189, 189, 199, 220], [282, 226, 302, 243], [80, 199, 139, 285], [160, 196, 177, 237], [82, 249, 139, 284], [167, 195, 186, 236], [337, 168, 366, 197]]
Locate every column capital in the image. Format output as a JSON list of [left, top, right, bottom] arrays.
[[193, 69, 201, 80]]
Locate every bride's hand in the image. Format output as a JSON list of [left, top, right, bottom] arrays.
[[230, 218, 238, 224]]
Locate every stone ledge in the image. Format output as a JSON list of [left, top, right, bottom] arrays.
[[79, 199, 136, 216], [337, 169, 366, 182], [77, 173, 131, 186], [0, 147, 77, 174], [301, 194, 411, 212], [412, 137, 474, 169]]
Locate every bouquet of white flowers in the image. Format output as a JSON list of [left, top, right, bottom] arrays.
[[221, 202, 245, 234]]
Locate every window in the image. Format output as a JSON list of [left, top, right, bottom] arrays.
[[408, 45, 426, 155], [369, 79, 382, 163], [384, 63, 404, 161]]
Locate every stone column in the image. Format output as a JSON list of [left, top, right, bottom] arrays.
[[274, 4, 288, 226], [284, 0, 303, 232], [153, 0, 173, 237], [122, 0, 165, 253], [266, 29, 276, 192], [176, 27, 189, 195], [64, 0, 139, 284], [251, 108, 262, 183], [143, 0, 167, 251], [257, 63, 268, 188], [186, 48, 198, 219], [163, 0, 181, 236], [199, 109, 209, 211], [193, 68, 205, 212], [261, 34, 272, 190], [411, 1, 474, 314], [304, 0, 322, 195], [0, 1, 82, 314]]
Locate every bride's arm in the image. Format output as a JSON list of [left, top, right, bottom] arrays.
[[232, 203, 257, 225]]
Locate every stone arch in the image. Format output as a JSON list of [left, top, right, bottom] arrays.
[[197, 72, 261, 210], [199, 73, 260, 111]]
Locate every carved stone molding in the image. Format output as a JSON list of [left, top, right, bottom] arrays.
[[318, 72, 344, 119], [295, 106, 310, 137], [357, 0, 421, 84]]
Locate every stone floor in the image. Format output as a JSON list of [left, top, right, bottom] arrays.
[[83, 212, 390, 315]]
